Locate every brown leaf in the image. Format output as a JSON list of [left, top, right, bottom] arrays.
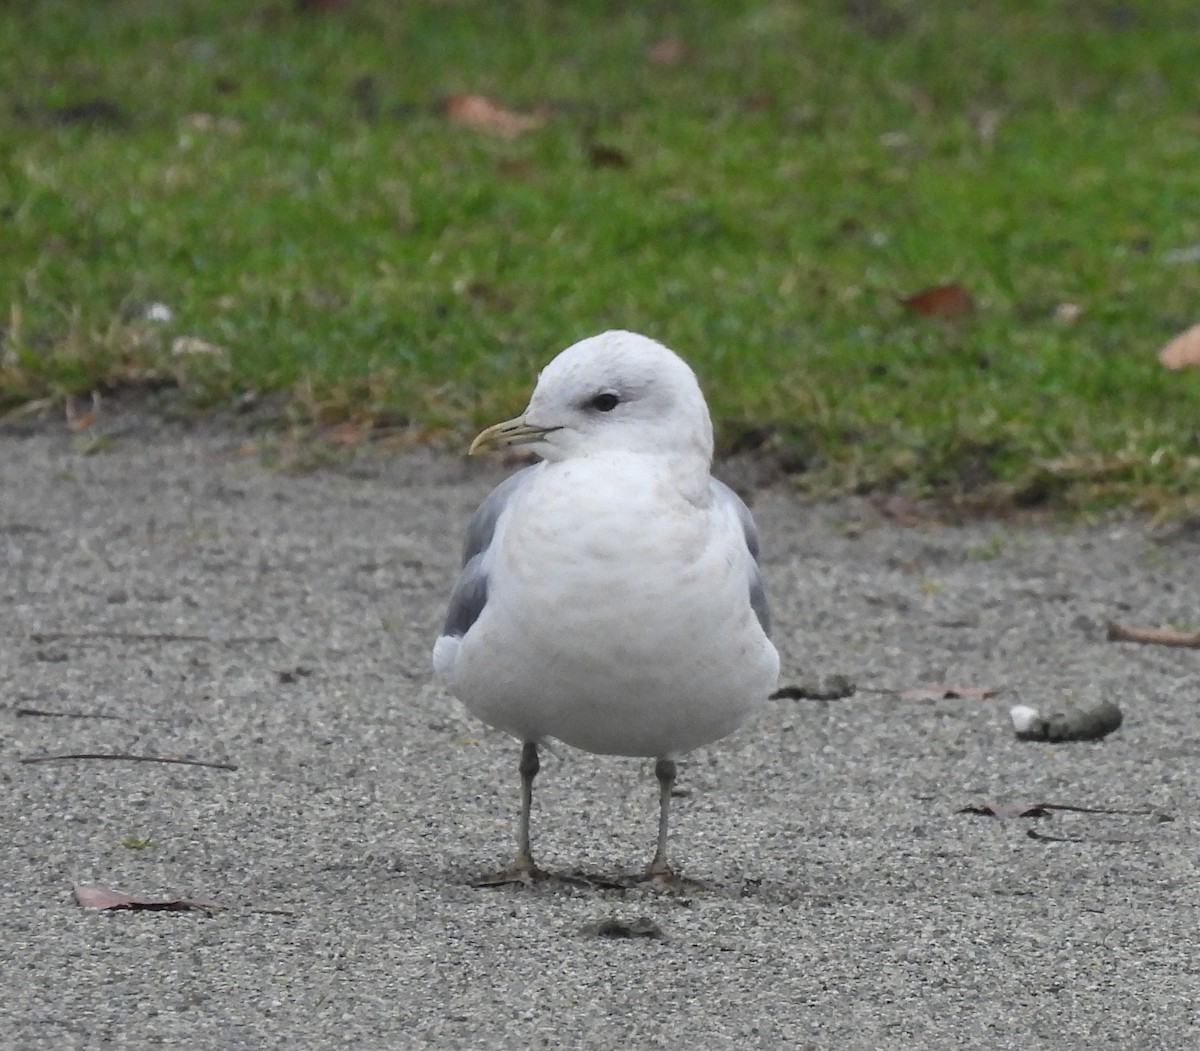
[[900, 283, 976, 317], [900, 685, 997, 701], [587, 144, 631, 169], [443, 93, 545, 139], [870, 493, 923, 526], [1106, 620, 1200, 648], [1158, 323, 1200, 370], [74, 883, 221, 912], [645, 36, 688, 67], [324, 421, 371, 446]]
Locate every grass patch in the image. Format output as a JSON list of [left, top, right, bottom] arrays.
[[2, 0, 1199, 510]]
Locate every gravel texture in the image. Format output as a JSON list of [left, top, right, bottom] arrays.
[[1, 421, 1198, 1049]]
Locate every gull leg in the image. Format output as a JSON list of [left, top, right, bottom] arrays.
[[514, 740, 539, 869], [474, 741, 548, 886], [644, 757, 677, 879]]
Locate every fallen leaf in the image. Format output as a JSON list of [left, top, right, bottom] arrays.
[[587, 144, 631, 169], [870, 494, 923, 525], [742, 92, 774, 113], [900, 283, 976, 318], [1106, 621, 1200, 648], [324, 421, 370, 446], [49, 98, 130, 128], [900, 685, 997, 701], [495, 157, 534, 179], [65, 392, 102, 432], [645, 36, 688, 67], [74, 883, 221, 912], [1158, 323, 1200, 370], [443, 93, 545, 139]]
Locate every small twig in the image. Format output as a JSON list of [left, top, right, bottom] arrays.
[[771, 674, 856, 701], [21, 752, 237, 771], [29, 631, 278, 646], [15, 707, 124, 720], [1106, 621, 1200, 649], [1027, 828, 1147, 845]]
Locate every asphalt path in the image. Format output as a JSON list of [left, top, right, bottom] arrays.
[[2, 420, 1198, 1049]]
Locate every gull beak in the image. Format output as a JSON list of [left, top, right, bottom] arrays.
[[468, 416, 559, 455]]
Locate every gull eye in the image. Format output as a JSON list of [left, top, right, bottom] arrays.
[[590, 392, 620, 412]]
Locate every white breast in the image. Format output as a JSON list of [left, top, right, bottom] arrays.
[[444, 455, 779, 757]]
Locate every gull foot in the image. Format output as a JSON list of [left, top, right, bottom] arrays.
[[472, 859, 550, 888], [633, 865, 705, 892]]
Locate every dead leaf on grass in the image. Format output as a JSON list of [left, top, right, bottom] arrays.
[[900, 283, 976, 318], [645, 36, 688, 67], [65, 392, 102, 432], [587, 144, 631, 169], [870, 493, 924, 525], [443, 93, 546, 139], [1106, 621, 1200, 648], [74, 883, 221, 912], [1158, 323, 1200, 370]]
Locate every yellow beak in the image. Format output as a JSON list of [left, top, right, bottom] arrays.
[[468, 416, 559, 455]]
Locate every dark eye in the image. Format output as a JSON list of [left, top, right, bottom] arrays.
[[590, 392, 620, 412]]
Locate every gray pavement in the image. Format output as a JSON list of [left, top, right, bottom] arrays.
[[1, 420, 1198, 1049]]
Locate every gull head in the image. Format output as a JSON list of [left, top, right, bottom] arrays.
[[469, 330, 714, 464]]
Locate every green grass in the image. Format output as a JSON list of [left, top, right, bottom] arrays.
[[3, 0, 1200, 511]]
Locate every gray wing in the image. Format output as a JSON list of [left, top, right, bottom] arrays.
[[712, 479, 771, 637], [441, 466, 538, 639]]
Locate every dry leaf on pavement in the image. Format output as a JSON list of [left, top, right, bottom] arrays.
[[74, 883, 222, 912]]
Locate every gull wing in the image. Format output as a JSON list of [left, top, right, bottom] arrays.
[[711, 479, 772, 637], [440, 465, 538, 639]]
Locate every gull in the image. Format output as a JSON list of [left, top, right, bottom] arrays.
[[432, 330, 779, 884]]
